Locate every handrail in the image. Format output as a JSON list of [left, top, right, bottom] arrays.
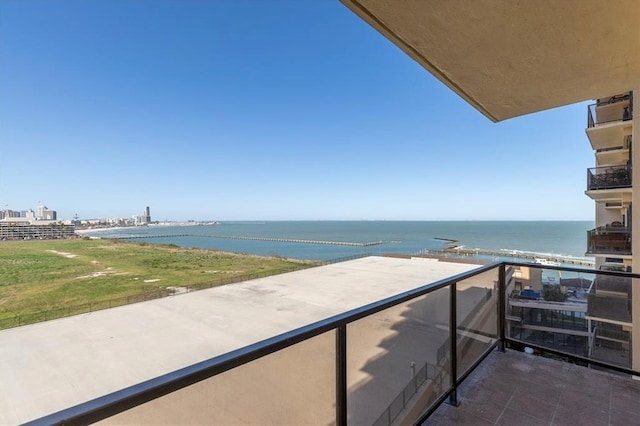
[[587, 164, 631, 172], [23, 261, 640, 425], [589, 226, 631, 234], [595, 93, 631, 107]]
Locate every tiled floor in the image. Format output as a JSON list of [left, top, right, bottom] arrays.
[[423, 349, 640, 425]]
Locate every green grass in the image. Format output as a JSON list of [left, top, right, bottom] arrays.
[[0, 239, 317, 326]]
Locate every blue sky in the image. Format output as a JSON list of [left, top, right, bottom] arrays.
[[0, 1, 594, 221]]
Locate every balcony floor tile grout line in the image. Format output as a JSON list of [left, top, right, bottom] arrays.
[[608, 378, 613, 426], [493, 391, 515, 425], [549, 382, 563, 425]]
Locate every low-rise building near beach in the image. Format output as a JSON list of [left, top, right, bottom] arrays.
[[0, 219, 75, 240]]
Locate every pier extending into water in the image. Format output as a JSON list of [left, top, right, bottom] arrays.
[[112, 234, 387, 247], [107, 233, 593, 266], [422, 248, 595, 267], [203, 235, 386, 246]]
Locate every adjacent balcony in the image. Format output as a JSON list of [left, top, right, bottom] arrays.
[[587, 93, 633, 128], [586, 164, 631, 190], [586, 227, 631, 256], [25, 262, 640, 426], [586, 92, 633, 152]]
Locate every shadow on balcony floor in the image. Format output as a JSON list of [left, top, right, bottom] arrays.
[[422, 349, 640, 426]]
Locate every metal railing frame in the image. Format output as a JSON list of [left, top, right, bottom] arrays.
[[23, 261, 640, 426], [586, 164, 632, 191]]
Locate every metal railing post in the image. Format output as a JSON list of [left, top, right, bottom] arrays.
[[448, 282, 459, 406], [336, 324, 347, 426], [498, 263, 506, 352]]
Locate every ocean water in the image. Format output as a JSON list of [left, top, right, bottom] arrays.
[[88, 221, 594, 262]]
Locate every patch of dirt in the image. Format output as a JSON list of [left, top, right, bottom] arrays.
[[75, 267, 128, 279], [166, 286, 188, 294], [46, 250, 78, 258]]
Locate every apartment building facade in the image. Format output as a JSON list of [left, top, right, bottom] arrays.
[[586, 92, 634, 271], [584, 91, 638, 369]]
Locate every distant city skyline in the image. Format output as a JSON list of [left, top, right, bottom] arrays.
[[0, 203, 151, 223], [0, 1, 594, 221]]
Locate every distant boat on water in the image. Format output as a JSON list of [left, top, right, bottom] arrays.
[[534, 258, 561, 266]]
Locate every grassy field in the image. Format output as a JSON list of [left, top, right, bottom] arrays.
[[0, 238, 317, 327]]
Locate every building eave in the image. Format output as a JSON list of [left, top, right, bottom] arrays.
[[340, 0, 640, 122]]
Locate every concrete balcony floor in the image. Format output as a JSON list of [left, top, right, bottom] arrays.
[[423, 349, 640, 426]]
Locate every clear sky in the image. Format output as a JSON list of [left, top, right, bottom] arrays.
[[0, 1, 595, 221]]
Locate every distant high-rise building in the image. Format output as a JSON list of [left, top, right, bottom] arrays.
[[144, 206, 151, 224], [36, 206, 57, 221], [37, 206, 57, 221], [1, 210, 21, 220]]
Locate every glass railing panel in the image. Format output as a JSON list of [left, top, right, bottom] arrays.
[[588, 293, 631, 323], [506, 266, 594, 359], [591, 320, 631, 368], [348, 287, 450, 426], [99, 330, 336, 425], [589, 274, 634, 369], [456, 268, 499, 380]]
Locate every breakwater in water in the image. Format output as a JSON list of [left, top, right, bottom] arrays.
[[112, 234, 392, 247]]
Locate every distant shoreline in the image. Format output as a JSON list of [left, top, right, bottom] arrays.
[[75, 226, 131, 236], [75, 223, 205, 236]]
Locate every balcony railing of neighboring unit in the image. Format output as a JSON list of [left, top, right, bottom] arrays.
[[587, 164, 632, 190], [23, 263, 640, 426], [587, 92, 633, 128], [586, 227, 631, 255], [588, 273, 633, 326], [587, 293, 632, 323], [593, 274, 632, 296]]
